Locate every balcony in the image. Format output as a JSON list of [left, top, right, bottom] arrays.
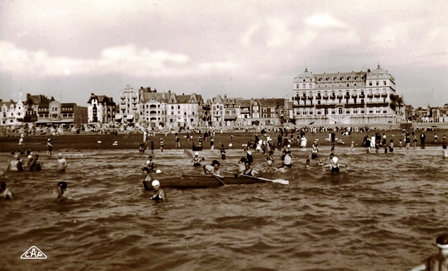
[[359, 94, 365, 98], [323, 95, 329, 99], [337, 94, 343, 99], [367, 94, 373, 98], [316, 95, 322, 100], [344, 94, 350, 99], [374, 93, 380, 98], [381, 93, 388, 97], [352, 94, 357, 98], [308, 96, 313, 100]]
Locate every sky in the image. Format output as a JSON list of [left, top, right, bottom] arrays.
[[1, 0, 448, 107]]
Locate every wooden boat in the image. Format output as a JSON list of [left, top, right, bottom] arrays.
[[157, 174, 288, 188]]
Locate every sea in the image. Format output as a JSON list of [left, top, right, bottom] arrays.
[[1, 145, 448, 271]]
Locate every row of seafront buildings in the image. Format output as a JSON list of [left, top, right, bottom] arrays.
[[1, 65, 446, 129]]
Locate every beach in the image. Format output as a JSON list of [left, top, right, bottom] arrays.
[[1, 145, 448, 270]]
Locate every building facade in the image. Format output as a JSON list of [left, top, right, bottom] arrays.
[[87, 93, 117, 124], [292, 65, 405, 125], [118, 84, 139, 124], [0, 99, 25, 126]]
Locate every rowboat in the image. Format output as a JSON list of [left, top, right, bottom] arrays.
[[157, 175, 288, 188]]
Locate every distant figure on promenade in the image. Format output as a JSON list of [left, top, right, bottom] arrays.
[[405, 135, 411, 150], [420, 132, 426, 149], [149, 180, 166, 201], [159, 138, 164, 152], [443, 144, 448, 158], [7, 153, 24, 172], [57, 153, 67, 172], [175, 134, 180, 149], [434, 133, 439, 143], [19, 134, 24, 145], [0, 179, 14, 200], [56, 181, 71, 202], [210, 136, 214, 150], [410, 233, 448, 271], [150, 141, 154, 154]]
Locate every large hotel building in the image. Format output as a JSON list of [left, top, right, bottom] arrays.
[[291, 65, 405, 125]]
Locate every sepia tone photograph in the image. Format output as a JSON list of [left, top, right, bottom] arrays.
[[1, 1, 448, 270]]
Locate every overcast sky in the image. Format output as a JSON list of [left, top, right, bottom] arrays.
[[1, 0, 447, 107]]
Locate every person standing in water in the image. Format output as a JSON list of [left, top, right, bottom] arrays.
[[46, 139, 53, 156], [7, 153, 24, 172], [0, 177, 14, 200], [322, 153, 348, 173], [411, 233, 448, 271], [56, 181, 71, 202], [57, 153, 67, 172]]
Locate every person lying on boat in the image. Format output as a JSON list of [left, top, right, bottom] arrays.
[[203, 160, 223, 178], [240, 162, 258, 177], [322, 153, 348, 173], [192, 152, 204, 166], [150, 180, 166, 201]]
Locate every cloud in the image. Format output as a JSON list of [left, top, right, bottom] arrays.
[[0, 42, 237, 77], [305, 14, 346, 28]]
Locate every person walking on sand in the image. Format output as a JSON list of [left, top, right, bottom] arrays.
[[410, 233, 448, 271]]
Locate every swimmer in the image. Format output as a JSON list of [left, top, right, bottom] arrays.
[[411, 233, 448, 271], [150, 180, 166, 200], [237, 157, 247, 175], [57, 153, 67, 171], [322, 153, 348, 173], [443, 144, 448, 158], [56, 181, 71, 202], [0, 179, 14, 200], [192, 152, 203, 166], [305, 158, 311, 169], [203, 160, 223, 178]]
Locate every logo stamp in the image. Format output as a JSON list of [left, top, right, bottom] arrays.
[[20, 246, 47, 260]]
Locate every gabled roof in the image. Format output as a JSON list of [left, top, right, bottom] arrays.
[[140, 92, 168, 103], [87, 93, 115, 105], [255, 98, 284, 108], [175, 93, 203, 104]]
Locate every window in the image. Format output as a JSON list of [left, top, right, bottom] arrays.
[[369, 81, 372, 86], [383, 81, 387, 86], [302, 79, 306, 82], [376, 81, 379, 86], [303, 84, 306, 88]]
